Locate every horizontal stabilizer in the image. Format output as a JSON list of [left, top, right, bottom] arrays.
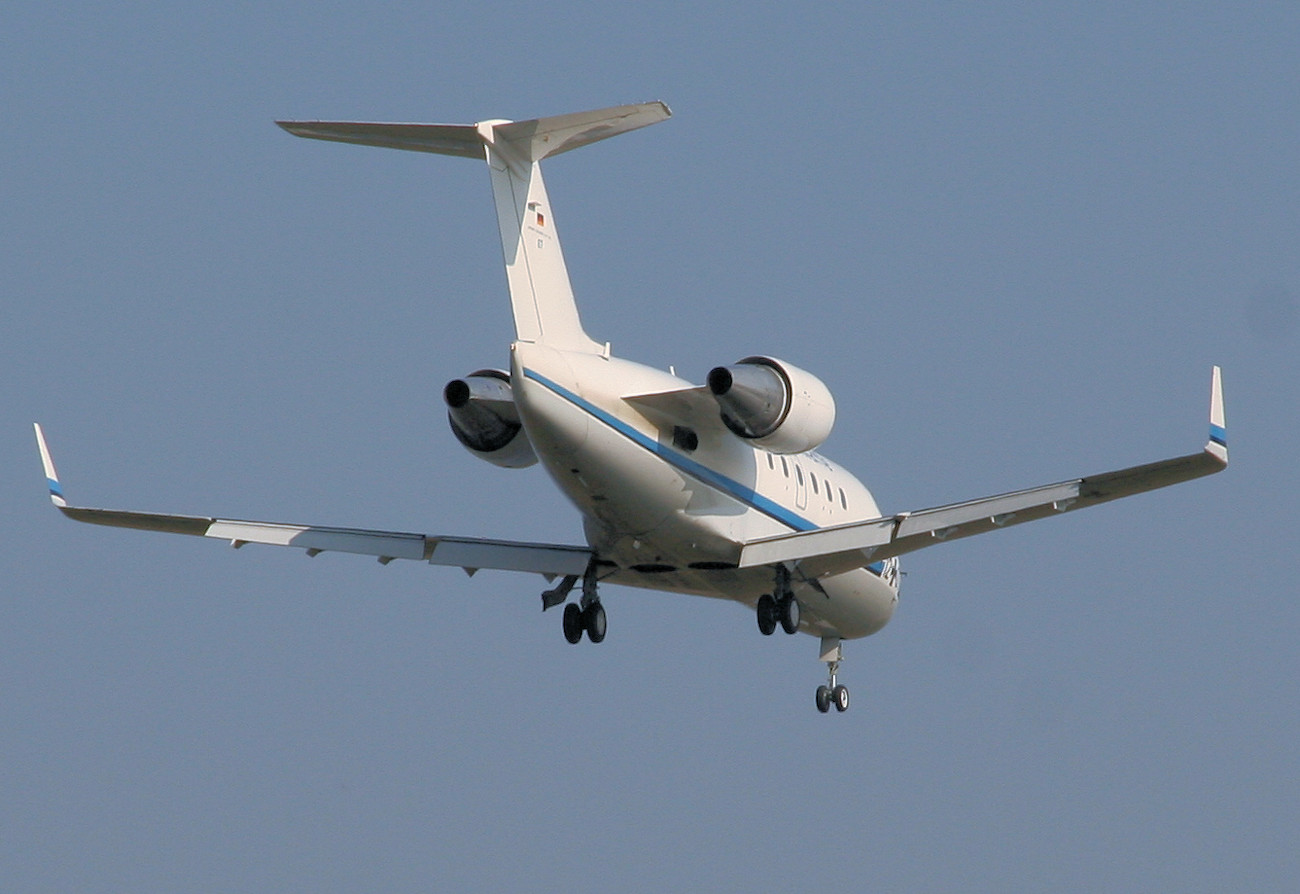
[[276, 121, 484, 158], [277, 101, 670, 163], [492, 102, 671, 162]]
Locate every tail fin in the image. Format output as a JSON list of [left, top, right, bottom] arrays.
[[278, 102, 672, 353]]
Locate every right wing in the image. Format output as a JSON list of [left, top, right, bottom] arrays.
[[739, 367, 1228, 576], [34, 424, 591, 579]]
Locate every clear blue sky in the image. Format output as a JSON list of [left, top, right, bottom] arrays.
[[4, 3, 1296, 891]]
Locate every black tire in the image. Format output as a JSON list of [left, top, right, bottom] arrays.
[[756, 594, 778, 636], [815, 685, 831, 713], [584, 602, 607, 643], [563, 603, 584, 644], [779, 596, 800, 635], [833, 685, 850, 712]]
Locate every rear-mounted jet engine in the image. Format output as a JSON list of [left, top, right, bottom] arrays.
[[706, 356, 836, 455], [443, 369, 538, 468]]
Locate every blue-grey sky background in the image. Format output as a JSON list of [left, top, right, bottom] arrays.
[[4, 3, 1296, 891]]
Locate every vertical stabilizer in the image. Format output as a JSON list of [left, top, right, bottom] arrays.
[[278, 102, 671, 353], [478, 131, 591, 350]]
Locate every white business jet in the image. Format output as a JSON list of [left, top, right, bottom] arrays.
[[35, 101, 1228, 712]]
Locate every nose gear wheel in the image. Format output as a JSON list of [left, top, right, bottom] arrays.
[[816, 637, 850, 714]]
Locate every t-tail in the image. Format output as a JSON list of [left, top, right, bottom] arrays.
[[278, 102, 671, 353]]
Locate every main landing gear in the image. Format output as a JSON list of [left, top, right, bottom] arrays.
[[755, 593, 800, 635], [562, 600, 605, 644], [815, 637, 850, 714], [755, 564, 800, 636], [543, 560, 606, 644]]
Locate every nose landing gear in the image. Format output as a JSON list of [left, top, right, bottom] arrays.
[[815, 637, 850, 714]]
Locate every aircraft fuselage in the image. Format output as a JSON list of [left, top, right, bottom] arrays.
[[511, 341, 899, 639]]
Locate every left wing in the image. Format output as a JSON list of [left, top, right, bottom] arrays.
[[34, 424, 591, 578], [740, 367, 1228, 576]]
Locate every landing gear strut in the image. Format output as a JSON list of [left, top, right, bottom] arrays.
[[814, 636, 850, 714], [554, 559, 606, 644]]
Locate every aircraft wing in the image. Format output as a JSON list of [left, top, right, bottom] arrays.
[[33, 424, 591, 579], [739, 368, 1228, 576]]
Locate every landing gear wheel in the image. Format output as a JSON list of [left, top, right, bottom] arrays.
[[832, 685, 850, 712], [815, 685, 832, 713], [583, 602, 607, 644], [562, 603, 584, 644], [779, 596, 800, 635], [756, 594, 778, 636]]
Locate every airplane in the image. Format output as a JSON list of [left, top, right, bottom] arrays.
[[34, 101, 1228, 713]]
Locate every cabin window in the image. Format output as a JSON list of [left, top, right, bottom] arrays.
[[767, 453, 774, 470], [826, 483, 833, 502], [810, 472, 818, 495], [795, 466, 803, 485], [839, 488, 847, 509], [781, 457, 789, 477]]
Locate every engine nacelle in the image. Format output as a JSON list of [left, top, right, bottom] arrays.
[[443, 369, 538, 468], [706, 356, 836, 454]]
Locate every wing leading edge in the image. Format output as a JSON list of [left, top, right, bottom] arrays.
[[739, 367, 1228, 576], [33, 424, 591, 579]]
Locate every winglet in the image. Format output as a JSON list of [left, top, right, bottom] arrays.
[[1206, 366, 1227, 465], [33, 423, 67, 508]]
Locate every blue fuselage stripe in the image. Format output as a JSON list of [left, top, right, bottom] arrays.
[[523, 368, 818, 533]]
